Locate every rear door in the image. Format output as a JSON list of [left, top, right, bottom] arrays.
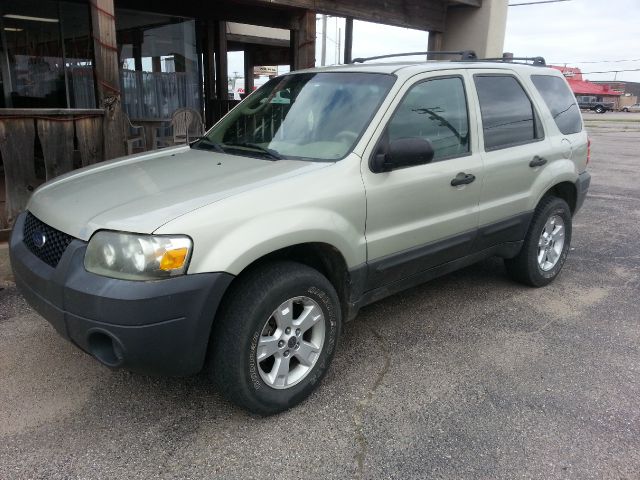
[[529, 73, 588, 171], [468, 70, 555, 251], [361, 71, 483, 290]]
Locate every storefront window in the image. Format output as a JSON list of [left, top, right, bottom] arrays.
[[60, 2, 95, 108], [116, 10, 201, 120], [0, 0, 95, 108]]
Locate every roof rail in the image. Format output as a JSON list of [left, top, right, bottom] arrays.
[[350, 50, 478, 64], [473, 55, 547, 66]]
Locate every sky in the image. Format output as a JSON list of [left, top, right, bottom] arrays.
[[504, 0, 640, 83], [229, 0, 640, 84]]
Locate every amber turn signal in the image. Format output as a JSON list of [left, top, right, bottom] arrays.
[[159, 247, 189, 271]]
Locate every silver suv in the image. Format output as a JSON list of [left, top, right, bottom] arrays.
[[10, 56, 590, 414]]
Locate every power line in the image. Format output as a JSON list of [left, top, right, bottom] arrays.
[[509, 0, 571, 6], [582, 68, 640, 74], [551, 59, 640, 64]]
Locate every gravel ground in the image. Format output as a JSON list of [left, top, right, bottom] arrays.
[[1, 119, 639, 480]]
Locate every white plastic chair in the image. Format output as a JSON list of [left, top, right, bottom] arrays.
[[123, 114, 146, 154], [157, 108, 205, 147]]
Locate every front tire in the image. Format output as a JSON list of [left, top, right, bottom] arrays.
[[505, 197, 572, 287], [594, 105, 605, 114], [209, 261, 341, 415]]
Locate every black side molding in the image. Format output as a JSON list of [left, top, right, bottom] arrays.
[[351, 242, 524, 313]]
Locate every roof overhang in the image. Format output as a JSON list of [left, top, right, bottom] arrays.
[[249, 0, 481, 32]]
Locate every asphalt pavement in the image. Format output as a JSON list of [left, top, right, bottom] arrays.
[[1, 117, 639, 479]]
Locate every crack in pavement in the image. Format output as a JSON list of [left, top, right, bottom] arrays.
[[353, 327, 391, 480]]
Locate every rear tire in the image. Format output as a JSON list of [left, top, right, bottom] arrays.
[[594, 105, 605, 114], [623, 108, 629, 112], [505, 197, 572, 287], [209, 261, 341, 415]]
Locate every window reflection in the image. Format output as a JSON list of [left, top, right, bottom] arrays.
[[116, 10, 201, 120], [0, 0, 95, 108]]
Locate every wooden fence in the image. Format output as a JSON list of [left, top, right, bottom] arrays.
[[0, 109, 105, 229]]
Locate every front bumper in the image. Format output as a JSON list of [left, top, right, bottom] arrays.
[[575, 171, 591, 214], [10, 213, 234, 376]]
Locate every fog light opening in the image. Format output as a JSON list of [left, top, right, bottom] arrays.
[[88, 332, 124, 367]]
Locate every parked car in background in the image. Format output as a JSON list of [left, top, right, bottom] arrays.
[[622, 103, 640, 112], [576, 95, 614, 113]]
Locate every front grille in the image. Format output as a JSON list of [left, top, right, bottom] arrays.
[[23, 212, 75, 268]]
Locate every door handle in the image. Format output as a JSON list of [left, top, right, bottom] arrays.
[[450, 172, 476, 187], [529, 156, 548, 168]]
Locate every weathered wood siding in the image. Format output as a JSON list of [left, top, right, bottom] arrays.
[[37, 120, 75, 180], [0, 119, 36, 228], [0, 110, 104, 228]]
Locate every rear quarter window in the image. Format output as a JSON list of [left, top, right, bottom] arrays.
[[531, 75, 583, 135]]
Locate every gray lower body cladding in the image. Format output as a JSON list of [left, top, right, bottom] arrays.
[[10, 212, 233, 376]]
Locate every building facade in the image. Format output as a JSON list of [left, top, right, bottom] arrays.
[[551, 66, 623, 109]]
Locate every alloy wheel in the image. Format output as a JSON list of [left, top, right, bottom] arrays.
[[537, 214, 565, 271], [256, 296, 326, 389]]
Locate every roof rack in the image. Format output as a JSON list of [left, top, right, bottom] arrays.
[[350, 50, 478, 64], [473, 55, 547, 66]]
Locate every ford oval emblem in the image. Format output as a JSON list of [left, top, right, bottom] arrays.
[[32, 230, 47, 248]]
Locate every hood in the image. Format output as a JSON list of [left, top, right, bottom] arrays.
[[28, 146, 330, 240]]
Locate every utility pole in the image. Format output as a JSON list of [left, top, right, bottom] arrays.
[[337, 27, 341, 64], [321, 15, 327, 66], [335, 17, 339, 64]]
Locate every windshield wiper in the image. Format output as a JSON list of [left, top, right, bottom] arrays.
[[191, 137, 225, 153], [223, 142, 283, 160]]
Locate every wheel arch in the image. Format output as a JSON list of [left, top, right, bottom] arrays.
[[219, 242, 354, 322], [540, 181, 578, 214]]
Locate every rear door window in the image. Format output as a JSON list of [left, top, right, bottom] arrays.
[[474, 75, 543, 151], [531, 75, 582, 135]]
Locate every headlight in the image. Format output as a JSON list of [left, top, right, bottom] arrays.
[[84, 231, 192, 281]]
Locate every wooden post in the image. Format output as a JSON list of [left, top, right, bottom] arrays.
[[244, 47, 254, 97], [151, 56, 162, 72], [0, 8, 14, 108], [202, 21, 216, 126], [132, 30, 143, 72], [90, 0, 126, 160], [291, 10, 316, 70], [214, 21, 228, 101], [344, 17, 354, 64]]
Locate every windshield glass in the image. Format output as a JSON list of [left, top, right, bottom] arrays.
[[199, 72, 396, 161]]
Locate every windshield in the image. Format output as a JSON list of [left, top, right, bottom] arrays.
[[197, 72, 396, 161]]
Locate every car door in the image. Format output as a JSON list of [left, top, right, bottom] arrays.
[[468, 70, 556, 251], [361, 72, 483, 290]]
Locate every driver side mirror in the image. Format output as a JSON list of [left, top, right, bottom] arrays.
[[371, 137, 435, 173]]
